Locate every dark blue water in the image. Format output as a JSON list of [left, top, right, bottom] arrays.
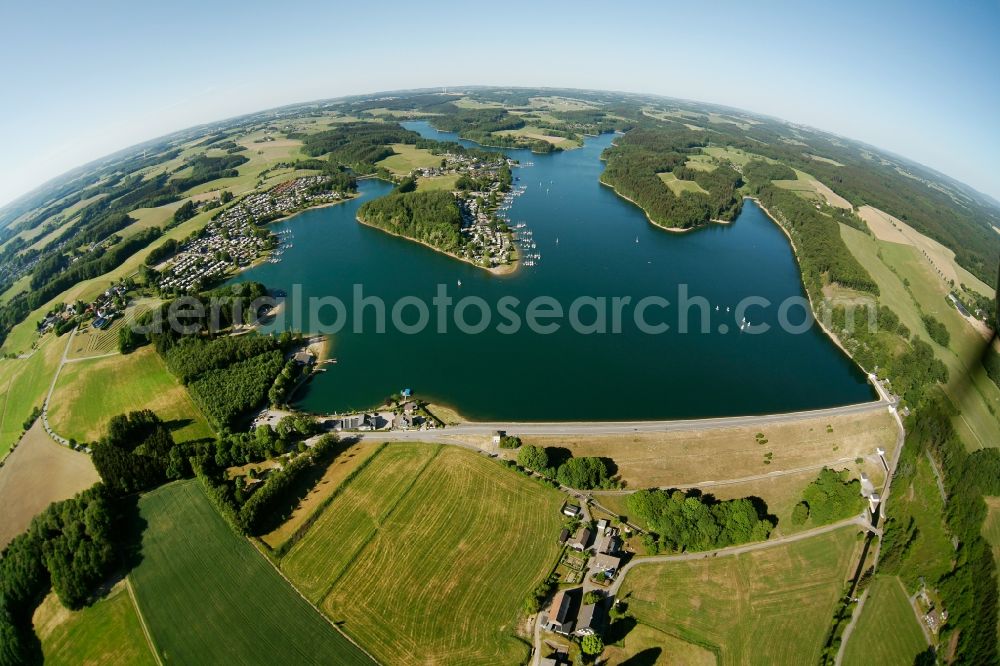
[[230, 121, 873, 419]]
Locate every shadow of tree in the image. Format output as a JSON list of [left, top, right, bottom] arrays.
[[620, 647, 662, 665]]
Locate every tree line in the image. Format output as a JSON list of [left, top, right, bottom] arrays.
[[626, 488, 774, 553], [515, 445, 618, 490], [753, 184, 879, 297]]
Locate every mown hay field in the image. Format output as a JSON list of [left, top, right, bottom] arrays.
[[618, 526, 861, 665], [282, 443, 566, 665]]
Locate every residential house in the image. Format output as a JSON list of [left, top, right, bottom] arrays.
[[569, 527, 592, 552], [591, 553, 622, 579], [596, 532, 621, 556]]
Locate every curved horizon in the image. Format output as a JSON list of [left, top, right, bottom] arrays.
[[2, 83, 998, 218]]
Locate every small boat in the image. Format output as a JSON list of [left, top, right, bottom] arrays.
[[726, 306, 730, 312], [635, 236, 639, 243], [555, 237, 559, 244], [715, 305, 719, 311], [457, 279, 462, 287]]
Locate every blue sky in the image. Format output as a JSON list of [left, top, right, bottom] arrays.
[[1, 0, 998, 207]]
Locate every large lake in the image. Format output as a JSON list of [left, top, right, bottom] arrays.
[[230, 121, 874, 420]]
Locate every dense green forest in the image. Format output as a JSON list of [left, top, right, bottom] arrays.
[[752, 184, 879, 298], [600, 128, 743, 229], [358, 189, 464, 254], [164, 334, 285, 384], [296, 121, 422, 173], [188, 350, 285, 429]]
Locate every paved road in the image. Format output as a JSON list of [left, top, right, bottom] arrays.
[[363, 397, 890, 442]]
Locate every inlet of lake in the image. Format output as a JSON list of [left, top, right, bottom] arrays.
[[229, 121, 875, 420]]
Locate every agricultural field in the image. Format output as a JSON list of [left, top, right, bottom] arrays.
[[417, 174, 461, 192], [805, 153, 846, 167], [527, 95, 599, 111], [773, 169, 852, 208], [375, 143, 443, 176], [684, 154, 717, 172], [604, 623, 716, 666], [284, 443, 566, 665], [846, 222, 1000, 449], [0, 420, 98, 548], [259, 439, 383, 549], [129, 480, 374, 665], [617, 526, 861, 665], [280, 443, 443, 599], [0, 334, 63, 456], [842, 576, 927, 666], [47, 345, 213, 444], [0, 273, 30, 304], [518, 409, 897, 490], [494, 125, 582, 148], [32, 582, 156, 666], [118, 202, 184, 239], [858, 205, 993, 297], [657, 171, 708, 196]]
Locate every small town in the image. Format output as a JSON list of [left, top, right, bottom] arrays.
[[156, 175, 352, 293]]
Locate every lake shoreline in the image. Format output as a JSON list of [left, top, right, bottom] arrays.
[[747, 196, 860, 364], [598, 179, 737, 233], [355, 214, 519, 277]]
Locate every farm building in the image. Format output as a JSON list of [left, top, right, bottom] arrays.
[[561, 504, 581, 518], [544, 589, 576, 635]]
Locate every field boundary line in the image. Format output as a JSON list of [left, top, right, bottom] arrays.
[[316, 444, 444, 604], [247, 536, 383, 665], [125, 576, 164, 666]]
